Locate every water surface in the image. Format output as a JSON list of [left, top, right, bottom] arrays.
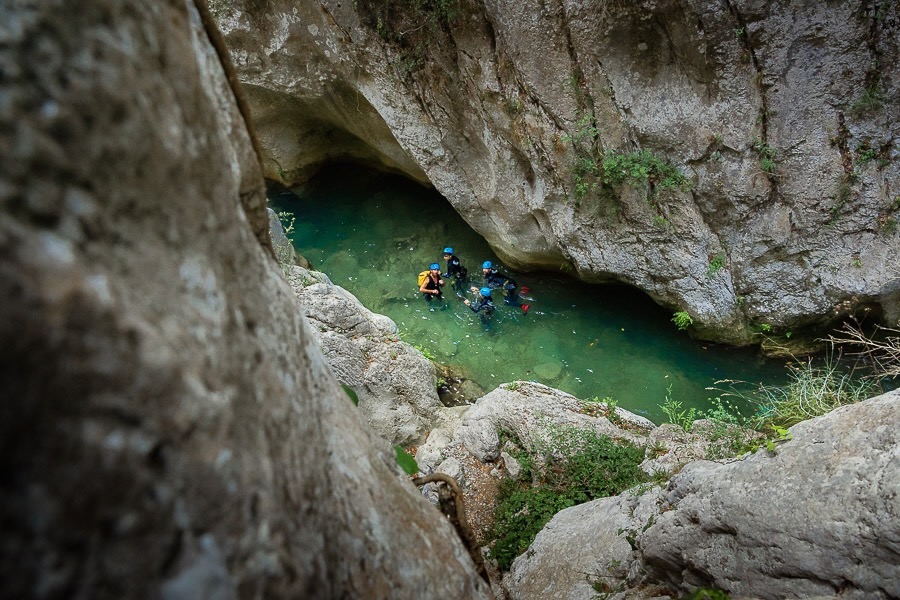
[[271, 167, 785, 423]]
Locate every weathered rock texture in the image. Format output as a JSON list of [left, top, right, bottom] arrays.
[[455, 381, 654, 462], [213, 0, 900, 343], [0, 1, 490, 597], [286, 265, 444, 445], [502, 389, 900, 599]]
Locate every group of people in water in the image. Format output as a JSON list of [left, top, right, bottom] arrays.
[[418, 247, 531, 323]]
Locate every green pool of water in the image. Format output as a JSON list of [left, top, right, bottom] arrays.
[[271, 167, 786, 423]]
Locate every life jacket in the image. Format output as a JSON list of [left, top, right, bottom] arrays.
[[417, 270, 429, 288]]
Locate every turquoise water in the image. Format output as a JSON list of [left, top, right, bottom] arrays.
[[271, 167, 786, 423]]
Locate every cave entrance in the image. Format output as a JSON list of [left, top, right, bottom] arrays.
[[269, 164, 786, 423]]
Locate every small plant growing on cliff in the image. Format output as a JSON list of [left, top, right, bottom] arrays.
[[672, 310, 693, 330], [721, 356, 877, 429], [707, 251, 727, 277], [659, 385, 696, 432], [653, 214, 671, 230], [752, 138, 777, 174], [412, 343, 436, 361], [850, 85, 885, 117], [602, 149, 690, 190]]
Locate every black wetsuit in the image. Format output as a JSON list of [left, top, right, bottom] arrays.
[[467, 296, 495, 321], [444, 254, 467, 293], [483, 269, 520, 305], [421, 272, 443, 302]]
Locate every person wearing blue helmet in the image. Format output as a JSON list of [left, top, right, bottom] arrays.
[[419, 262, 444, 302], [464, 286, 495, 322], [442, 246, 468, 293], [472, 260, 529, 312]]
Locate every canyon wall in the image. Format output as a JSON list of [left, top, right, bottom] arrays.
[[0, 1, 489, 596], [214, 0, 900, 343]]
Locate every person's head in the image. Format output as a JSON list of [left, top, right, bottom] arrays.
[[443, 247, 454, 257], [429, 263, 441, 272], [480, 287, 491, 298], [482, 260, 492, 274]]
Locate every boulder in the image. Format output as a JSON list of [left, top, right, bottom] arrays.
[[496, 390, 900, 599], [457, 382, 653, 462], [287, 266, 443, 445], [503, 489, 664, 600], [0, 2, 490, 597], [639, 390, 900, 599]]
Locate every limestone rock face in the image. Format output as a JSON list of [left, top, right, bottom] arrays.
[[213, 0, 900, 343], [287, 265, 443, 445], [499, 390, 900, 600], [639, 390, 900, 599], [0, 2, 490, 597], [503, 490, 664, 600], [456, 382, 654, 462]]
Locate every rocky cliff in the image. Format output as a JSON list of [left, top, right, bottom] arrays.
[[0, 1, 489, 597], [213, 0, 899, 344], [502, 389, 900, 599]]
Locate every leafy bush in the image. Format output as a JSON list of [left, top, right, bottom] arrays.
[[672, 310, 693, 330], [488, 483, 577, 570], [487, 427, 647, 570], [602, 150, 690, 190], [561, 116, 689, 207]]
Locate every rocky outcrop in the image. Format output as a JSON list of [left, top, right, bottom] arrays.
[[0, 2, 490, 597], [503, 490, 664, 600], [455, 382, 654, 462], [213, 0, 899, 344], [286, 265, 444, 445], [502, 389, 900, 599]]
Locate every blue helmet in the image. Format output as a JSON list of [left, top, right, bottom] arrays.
[[443, 247, 454, 254], [480, 287, 491, 297], [482, 260, 493, 269], [429, 263, 441, 270]]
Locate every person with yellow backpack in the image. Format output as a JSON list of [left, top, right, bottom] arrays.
[[418, 263, 445, 303]]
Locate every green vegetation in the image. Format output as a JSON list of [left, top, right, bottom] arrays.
[[753, 359, 878, 427], [752, 138, 777, 175], [660, 384, 697, 432], [856, 144, 878, 164], [393, 445, 420, 475], [342, 384, 360, 406], [487, 427, 647, 570], [653, 214, 671, 230], [672, 310, 693, 330], [601, 150, 690, 190], [410, 342, 435, 360], [585, 395, 621, 424], [561, 113, 690, 210], [850, 85, 885, 117], [690, 589, 732, 600], [707, 251, 726, 277]]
